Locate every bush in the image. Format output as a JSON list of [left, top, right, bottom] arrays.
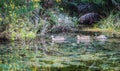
[[0, 0, 41, 40]]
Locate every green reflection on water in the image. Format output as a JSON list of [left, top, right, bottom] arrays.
[[0, 36, 120, 71]]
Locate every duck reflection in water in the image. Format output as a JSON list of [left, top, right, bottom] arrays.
[[77, 35, 92, 45]]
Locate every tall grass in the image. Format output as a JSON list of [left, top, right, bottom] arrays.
[[97, 13, 120, 31], [92, 13, 120, 37]]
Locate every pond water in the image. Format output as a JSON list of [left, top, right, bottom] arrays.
[[0, 33, 120, 71]]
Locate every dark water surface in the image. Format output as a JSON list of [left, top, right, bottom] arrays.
[[0, 34, 120, 71]]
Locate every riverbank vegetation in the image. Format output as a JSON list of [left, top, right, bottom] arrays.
[[0, 0, 120, 71], [0, 0, 120, 41]]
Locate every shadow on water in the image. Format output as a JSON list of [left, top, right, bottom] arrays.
[[0, 33, 120, 71]]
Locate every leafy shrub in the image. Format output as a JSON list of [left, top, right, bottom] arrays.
[[0, 0, 41, 40]]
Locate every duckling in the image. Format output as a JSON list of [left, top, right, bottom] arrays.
[[77, 35, 91, 44], [95, 35, 107, 41], [51, 35, 65, 43]]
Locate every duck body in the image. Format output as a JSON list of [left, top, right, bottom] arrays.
[[51, 35, 65, 43], [77, 35, 90, 40], [77, 35, 91, 44], [95, 35, 107, 39], [95, 35, 107, 41]]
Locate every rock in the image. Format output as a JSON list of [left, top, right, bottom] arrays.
[[79, 13, 102, 25]]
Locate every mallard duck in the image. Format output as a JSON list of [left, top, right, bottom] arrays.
[[95, 35, 107, 39], [77, 35, 90, 40], [51, 35, 65, 43], [77, 35, 91, 44], [95, 35, 107, 41]]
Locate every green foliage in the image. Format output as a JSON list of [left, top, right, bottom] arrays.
[[0, 0, 41, 40], [0, 0, 120, 40], [97, 13, 120, 31]]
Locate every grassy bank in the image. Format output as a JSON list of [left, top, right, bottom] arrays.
[[83, 13, 120, 37]]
